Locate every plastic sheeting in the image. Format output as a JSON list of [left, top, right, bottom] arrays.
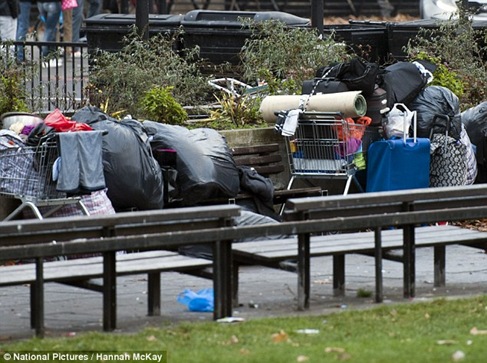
[[143, 121, 240, 206]]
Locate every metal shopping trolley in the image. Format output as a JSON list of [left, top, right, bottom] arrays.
[[285, 111, 366, 195], [0, 135, 89, 220]]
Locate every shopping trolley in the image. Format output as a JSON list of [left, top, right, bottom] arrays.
[[0, 135, 89, 220], [284, 111, 366, 195]]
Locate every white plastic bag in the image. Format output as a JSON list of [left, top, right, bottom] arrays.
[[383, 103, 417, 140]]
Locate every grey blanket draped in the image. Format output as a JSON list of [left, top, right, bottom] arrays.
[[56, 131, 106, 194]]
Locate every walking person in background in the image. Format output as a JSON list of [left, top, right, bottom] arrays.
[[15, 0, 34, 62], [61, 0, 78, 57], [0, 0, 19, 41], [87, 0, 101, 18], [71, 0, 82, 55], [72, 0, 99, 57], [62, 6, 72, 55], [37, 0, 62, 64]]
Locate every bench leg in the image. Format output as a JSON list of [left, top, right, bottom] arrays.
[[403, 225, 416, 299], [212, 240, 233, 320], [434, 245, 446, 287], [30, 284, 36, 329], [332, 255, 345, 296], [374, 228, 383, 303], [232, 262, 239, 308], [297, 233, 310, 310], [103, 251, 116, 331], [148, 273, 161, 316], [32, 258, 45, 338]]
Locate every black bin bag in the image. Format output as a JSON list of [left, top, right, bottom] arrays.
[[71, 107, 164, 211], [143, 121, 240, 206], [409, 85, 462, 139], [461, 101, 487, 183], [461, 101, 487, 147]]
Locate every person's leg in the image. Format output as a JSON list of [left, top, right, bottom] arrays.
[[0, 16, 17, 41], [16, 1, 31, 41], [72, 0, 84, 43], [63, 9, 73, 55], [42, 1, 62, 57], [88, 0, 102, 18], [0, 15, 17, 58], [16, 1, 31, 61]]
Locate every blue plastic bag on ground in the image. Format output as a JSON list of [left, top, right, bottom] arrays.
[[177, 288, 214, 312]]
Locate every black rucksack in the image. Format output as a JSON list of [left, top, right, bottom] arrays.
[[378, 60, 436, 108], [315, 57, 380, 97]]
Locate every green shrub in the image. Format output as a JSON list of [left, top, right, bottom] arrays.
[[206, 91, 267, 129], [87, 27, 211, 118], [240, 19, 350, 95], [139, 86, 188, 125], [406, 16, 487, 109], [0, 55, 29, 115]]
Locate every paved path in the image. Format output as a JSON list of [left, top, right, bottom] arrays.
[[1, 244, 486, 341]]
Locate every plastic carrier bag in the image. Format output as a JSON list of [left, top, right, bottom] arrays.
[[177, 288, 214, 312], [382, 103, 416, 139]]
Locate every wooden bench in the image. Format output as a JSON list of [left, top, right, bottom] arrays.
[[228, 143, 324, 207], [0, 204, 240, 337], [231, 184, 487, 310]]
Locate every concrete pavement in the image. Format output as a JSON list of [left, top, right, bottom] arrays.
[[0, 244, 486, 341]]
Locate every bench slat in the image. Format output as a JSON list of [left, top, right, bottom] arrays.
[[0, 205, 240, 237], [286, 184, 487, 212], [231, 144, 280, 156], [233, 153, 282, 166], [233, 225, 487, 261], [0, 251, 212, 286]]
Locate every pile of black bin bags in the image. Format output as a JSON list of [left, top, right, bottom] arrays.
[[71, 107, 279, 231], [72, 106, 244, 211], [72, 107, 166, 211]]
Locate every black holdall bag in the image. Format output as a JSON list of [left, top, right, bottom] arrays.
[[301, 77, 349, 95], [315, 57, 380, 96], [377, 60, 436, 108]]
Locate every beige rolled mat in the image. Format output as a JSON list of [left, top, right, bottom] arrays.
[[259, 91, 367, 122]]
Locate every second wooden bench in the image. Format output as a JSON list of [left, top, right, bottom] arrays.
[[231, 184, 487, 310]]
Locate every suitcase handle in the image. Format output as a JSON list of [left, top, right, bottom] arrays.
[[391, 103, 417, 143]]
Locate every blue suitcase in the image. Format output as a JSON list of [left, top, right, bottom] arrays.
[[366, 104, 430, 192]]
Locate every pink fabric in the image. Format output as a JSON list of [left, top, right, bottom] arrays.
[[62, 0, 78, 11]]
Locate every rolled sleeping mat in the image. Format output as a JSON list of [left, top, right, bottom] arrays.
[[259, 91, 367, 122]]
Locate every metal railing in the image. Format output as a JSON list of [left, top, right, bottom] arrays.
[[1, 40, 89, 114]]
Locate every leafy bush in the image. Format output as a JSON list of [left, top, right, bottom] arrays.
[[87, 27, 212, 118], [206, 92, 267, 129], [0, 53, 29, 115], [413, 52, 464, 98], [406, 16, 487, 109], [139, 86, 188, 125], [239, 19, 350, 95]]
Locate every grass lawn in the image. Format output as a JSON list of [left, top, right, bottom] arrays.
[[1, 295, 486, 362]]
